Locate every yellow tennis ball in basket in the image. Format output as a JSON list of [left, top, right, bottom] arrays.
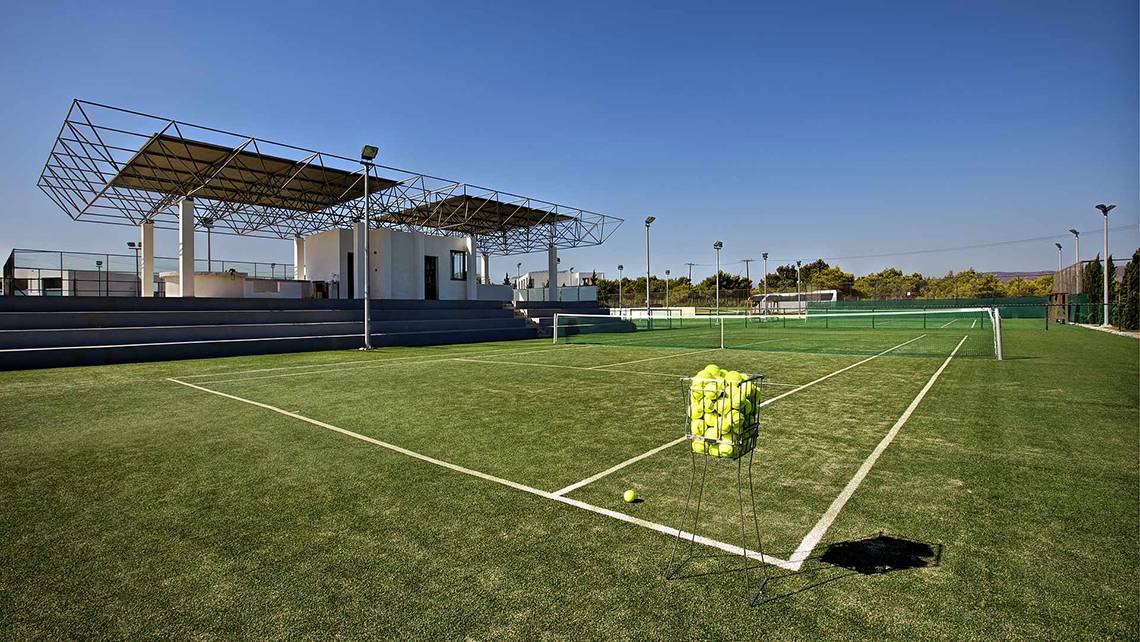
[[704, 425, 720, 441], [719, 442, 735, 458], [708, 443, 720, 457], [724, 409, 743, 431], [740, 398, 753, 417], [716, 396, 732, 415], [690, 418, 706, 435], [702, 381, 719, 400], [703, 413, 718, 430], [689, 401, 703, 420], [725, 371, 743, 384], [691, 440, 707, 454]]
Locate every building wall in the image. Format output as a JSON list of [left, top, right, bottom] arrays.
[[305, 229, 353, 298], [306, 228, 476, 301]]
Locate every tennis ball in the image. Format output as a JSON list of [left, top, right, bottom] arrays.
[[724, 409, 743, 430], [719, 442, 735, 458], [623, 489, 638, 503], [702, 381, 719, 400], [691, 440, 707, 454], [689, 401, 703, 420], [704, 425, 720, 441], [716, 396, 732, 415], [705, 363, 719, 373], [690, 418, 706, 435], [708, 443, 720, 457], [703, 411, 717, 426], [740, 398, 753, 417], [740, 381, 756, 401], [725, 371, 743, 384]]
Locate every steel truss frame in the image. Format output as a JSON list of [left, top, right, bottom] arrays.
[[38, 100, 623, 256]]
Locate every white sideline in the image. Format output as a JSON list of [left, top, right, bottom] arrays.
[[165, 377, 797, 571], [190, 345, 592, 385], [179, 343, 582, 379], [786, 335, 968, 568], [551, 335, 929, 498]]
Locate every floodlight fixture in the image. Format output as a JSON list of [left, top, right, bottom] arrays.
[[360, 145, 379, 162]]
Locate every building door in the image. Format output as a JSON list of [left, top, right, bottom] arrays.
[[424, 256, 438, 300], [346, 251, 354, 299]]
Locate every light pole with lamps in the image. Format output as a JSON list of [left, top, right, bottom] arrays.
[[95, 260, 103, 296], [795, 259, 802, 315], [1054, 242, 1063, 273], [360, 144, 379, 349], [1095, 204, 1115, 326], [618, 264, 624, 309], [516, 262, 522, 288], [665, 269, 671, 308], [644, 216, 655, 317], [762, 252, 768, 311], [713, 241, 723, 316], [1068, 229, 1080, 284]]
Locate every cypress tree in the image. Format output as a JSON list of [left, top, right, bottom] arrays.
[[1082, 255, 1103, 324]]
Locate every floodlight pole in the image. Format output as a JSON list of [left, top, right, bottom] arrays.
[[1054, 243, 1063, 273], [644, 216, 655, 316], [1096, 204, 1115, 326], [713, 241, 723, 316], [127, 242, 140, 296], [762, 252, 768, 310], [618, 264, 624, 309], [665, 269, 671, 308], [1069, 229, 1080, 284], [796, 260, 802, 316]]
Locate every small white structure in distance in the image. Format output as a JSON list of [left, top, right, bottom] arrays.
[[750, 290, 839, 314]]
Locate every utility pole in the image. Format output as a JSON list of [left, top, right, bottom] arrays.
[[742, 258, 754, 287], [685, 262, 696, 284]]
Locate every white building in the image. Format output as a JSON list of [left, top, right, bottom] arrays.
[[511, 269, 603, 290]]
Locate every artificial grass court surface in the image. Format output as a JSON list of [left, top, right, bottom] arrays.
[[0, 326, 1136, 639]]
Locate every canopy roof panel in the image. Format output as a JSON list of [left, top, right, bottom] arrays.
[[110, 134, 399, 212], [38, 100, 622, 255]]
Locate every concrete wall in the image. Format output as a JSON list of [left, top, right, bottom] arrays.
[[305, 229, 353, 298]]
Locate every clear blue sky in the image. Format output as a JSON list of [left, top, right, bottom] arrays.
[[0, 0, 1136, 282]]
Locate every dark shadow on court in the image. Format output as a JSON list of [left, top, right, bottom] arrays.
[[752, 532, 943, 606]]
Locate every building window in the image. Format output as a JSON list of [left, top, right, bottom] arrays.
[[41, 277, 63, 296], [450, 250, 467, 281]]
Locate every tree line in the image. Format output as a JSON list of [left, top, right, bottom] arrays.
[[595, 258, 1058, 307]]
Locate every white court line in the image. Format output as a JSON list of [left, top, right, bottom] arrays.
[[178, 342, 566, 379], [455, 357, 806, 387], [552, 335, 929, 497], [192, 345, 593, 385], [786, 335, 968, 568], [757, 335, 926, 409], [165, 377, 797, 571], [553, 437, 688, 496], [970, 319, 977, 329], [586, 347, 722, 369], [938, 318, 957, 328]]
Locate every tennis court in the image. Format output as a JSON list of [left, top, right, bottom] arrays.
[[1, 320, 1136, 639]]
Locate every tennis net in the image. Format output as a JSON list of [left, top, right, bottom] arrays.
[[552, 307, 1003, 359]]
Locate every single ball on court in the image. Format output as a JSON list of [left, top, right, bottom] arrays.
[[623, 489, 639, 503]]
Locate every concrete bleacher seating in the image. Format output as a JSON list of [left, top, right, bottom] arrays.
[[0, 297, 541, 370]]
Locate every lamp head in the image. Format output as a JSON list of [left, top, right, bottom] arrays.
[[762, 252, 768, 259], [360, 145, 379, 162], [644, 215, 656, 226], [1069, 229, 1079, 237], [618, 264, 623, 271], [1055, 242, 1062, 250], [713, 241, 723, 250], [665, 269, 670, 276], [1095, 203, 1116, 215], [127, 241, 137, 248]]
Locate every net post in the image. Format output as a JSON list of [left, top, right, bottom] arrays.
[[552, 312, 559, 345]]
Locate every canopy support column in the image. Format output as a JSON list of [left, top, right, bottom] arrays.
[[547, 244, 559, 302], [466, 236, 478, 300], [293, 235, 305, 281], [177, 198, 195, 297], [480, 252, 490, 285], [140, 221, 154, 297]]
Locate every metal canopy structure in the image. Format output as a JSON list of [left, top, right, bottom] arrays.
[[38, 100, 622, 255]]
